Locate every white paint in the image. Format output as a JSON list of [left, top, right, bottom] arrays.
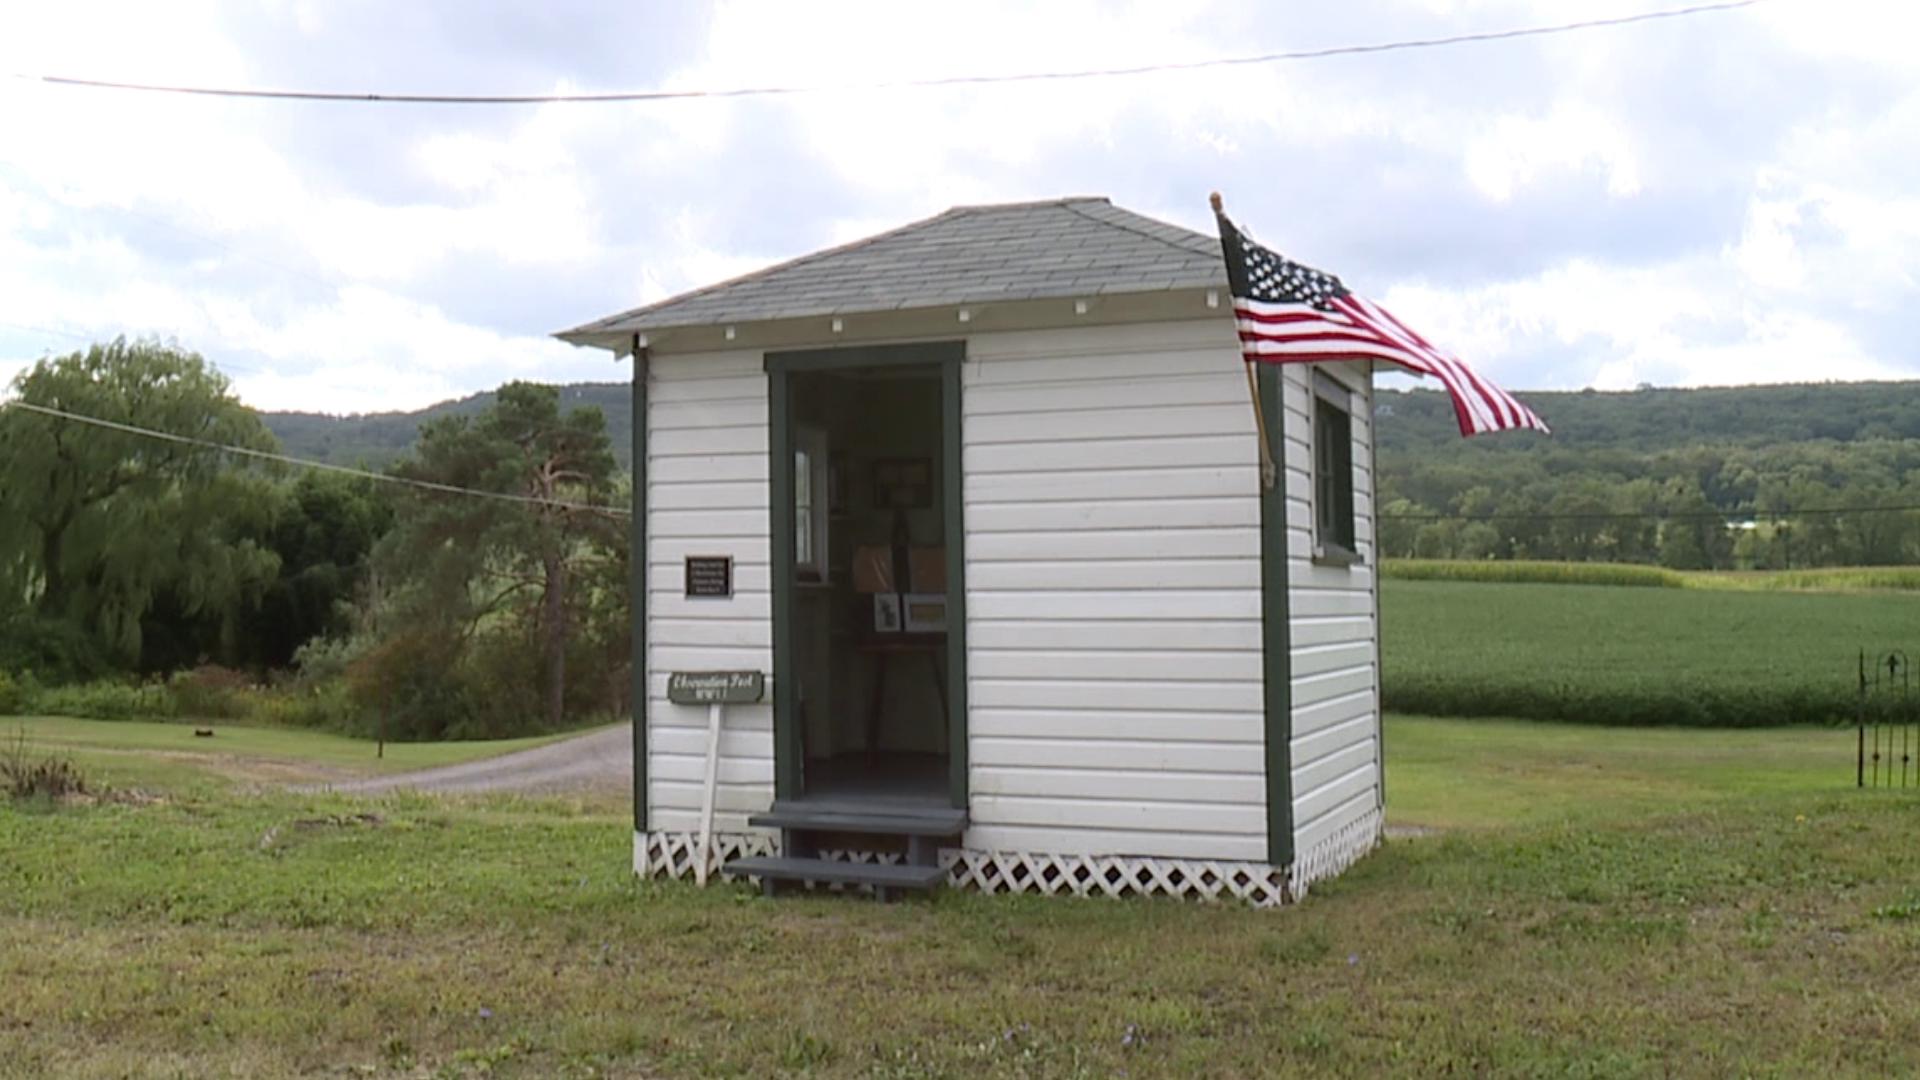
[[640, 315, 1382, 889], [645, 348, 775, 837], [696, 702, 723, 886], [964, 318, 1268, 861], [1280, 360, 1383, 860]]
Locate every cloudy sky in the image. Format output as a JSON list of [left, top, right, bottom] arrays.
[[0, 0, 1913, 414]]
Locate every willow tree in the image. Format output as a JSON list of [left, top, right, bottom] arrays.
[[378, 382, 621, 733], [0, 338, 280, 663]]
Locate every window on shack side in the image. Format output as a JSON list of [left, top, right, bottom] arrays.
[[1311, 372, 1359, 564]]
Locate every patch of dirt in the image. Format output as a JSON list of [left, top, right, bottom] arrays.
[[305, 724, 631, 798], [258, 812, 387, 851], [1385, 824, 1442, 840]]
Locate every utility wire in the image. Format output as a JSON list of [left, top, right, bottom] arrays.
[[17, 0, 1765, 106], [0, 399, 631, 517], [1382, 504, 1920, 523], [2, 398, 1901, 525]]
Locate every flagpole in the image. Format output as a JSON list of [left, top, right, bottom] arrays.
[[1213, 191, 1278, 491]]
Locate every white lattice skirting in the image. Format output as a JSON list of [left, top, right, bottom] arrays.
[[636, 810, 1382, 907], [1288, 806, 1384, 901]]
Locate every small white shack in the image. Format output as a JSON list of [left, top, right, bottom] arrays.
[[558, 197, 1381, 905]]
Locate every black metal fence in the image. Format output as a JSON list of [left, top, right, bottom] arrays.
[[1859, 650, 1915, 788]]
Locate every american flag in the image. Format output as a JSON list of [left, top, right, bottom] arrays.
[[1215, 208, 1548, 437]]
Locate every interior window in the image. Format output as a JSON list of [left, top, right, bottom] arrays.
[[1313, 385, 1357, 561]]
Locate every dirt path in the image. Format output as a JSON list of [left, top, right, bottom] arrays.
[[311, 723, 632, 797]]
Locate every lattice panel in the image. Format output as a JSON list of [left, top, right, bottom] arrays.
[[637, 825, 1384, 908], [636, 831, 773, 881], [1288, 807, 1383, 900]]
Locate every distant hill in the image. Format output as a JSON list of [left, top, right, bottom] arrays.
[[1378, 380, 1920, 452], [261, 377, 1920, 476], [264, 383, 632, 469]]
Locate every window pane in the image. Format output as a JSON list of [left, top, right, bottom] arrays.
[[794, 449, 811, 504], [796, 508, 812, 564]]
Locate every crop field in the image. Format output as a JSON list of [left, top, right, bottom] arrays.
[[1384, 558, 1920, 592], [1382, 576, 1920, 726], [5, 715, 1919, 1077]]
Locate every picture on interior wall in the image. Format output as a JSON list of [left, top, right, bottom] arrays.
[[872, 592, 903, 633], [872, 457, 932, 509], [903, 593, 947, 633]]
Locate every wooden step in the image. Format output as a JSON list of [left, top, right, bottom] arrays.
[[749, 802, 967, 837], [721, 855, 949, 891]]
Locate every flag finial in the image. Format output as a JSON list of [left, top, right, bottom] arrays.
[[1208, 191, 1223, 214]]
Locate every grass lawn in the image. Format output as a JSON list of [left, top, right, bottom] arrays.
[[5, 715, 1920, 1077], [1382, 578, 1919, 726]]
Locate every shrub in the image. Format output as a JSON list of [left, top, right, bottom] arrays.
[[166, 664, 253, 720], [250, 679, 359, 731], [31, 680, 176, 721], [2, 729, 88, 799], [292, 633, 372, 687], [0, 671, 26, 715]]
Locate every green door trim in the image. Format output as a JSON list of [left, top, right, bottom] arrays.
[[1258, 362, 1295, 866], [630, 340, 650, 833], [764, 341, 969, 809]]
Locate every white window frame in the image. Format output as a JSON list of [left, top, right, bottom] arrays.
[[794, 425, 830, 582]]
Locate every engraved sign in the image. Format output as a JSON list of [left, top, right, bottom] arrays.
[[684, 555, 733, 598], [667, 670, 765, 706]]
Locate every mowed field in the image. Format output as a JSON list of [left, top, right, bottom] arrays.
[[1382, 576, 1920, 726], [6, 714, 1920, 1077]]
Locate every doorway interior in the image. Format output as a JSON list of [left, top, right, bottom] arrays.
[[772, 345, 965, 810]]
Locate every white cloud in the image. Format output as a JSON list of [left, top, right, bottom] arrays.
[[0, 0, 1916, 416], [1463, 101, 1642, 202]]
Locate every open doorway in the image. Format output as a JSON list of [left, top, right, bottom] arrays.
[[778, 352, 958, 808]]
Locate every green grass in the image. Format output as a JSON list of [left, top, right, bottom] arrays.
[[7, 716, 1920, 1076], [1383, 715, 1848, 828], [1382, 578, 1918, 726]]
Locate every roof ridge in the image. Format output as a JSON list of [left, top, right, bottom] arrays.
[[1059, 199, 1220, 260], [572, 204, 972, 334], [948, 195, 1112, 213]]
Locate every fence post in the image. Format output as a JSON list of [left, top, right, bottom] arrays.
[[1858, 649, 1866, 789]]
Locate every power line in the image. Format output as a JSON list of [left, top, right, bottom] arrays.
[[1382, 504, 1920, 524], [17, 0, 1765, 107], [0, 399, 631, 517]]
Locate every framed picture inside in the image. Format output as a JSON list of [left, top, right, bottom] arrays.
[[872, 457, 933, 510], [872, 592, 904, 634], [902, 592, 947, 633]]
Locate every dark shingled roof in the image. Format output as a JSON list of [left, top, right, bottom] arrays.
[[559, 196, 1228, 339]]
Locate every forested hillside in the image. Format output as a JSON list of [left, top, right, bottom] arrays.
[[263, 377, 1920, 571], [267, 383, 631, 468], [1377, 382, 1920, 568]]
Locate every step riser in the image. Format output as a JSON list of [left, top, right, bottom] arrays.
[[720, 854, 948, 893]]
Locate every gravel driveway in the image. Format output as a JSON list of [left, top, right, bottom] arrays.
[[313, 723, 632, 797]]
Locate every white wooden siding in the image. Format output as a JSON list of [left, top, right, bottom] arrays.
[[1283, 361, 1383, 858], [964, 319, 1269, 862], [645, 348, 775, 836]]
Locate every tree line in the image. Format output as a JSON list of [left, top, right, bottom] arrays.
[[1377, 387, 1920, 569], [0, 339, 628, 739]]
